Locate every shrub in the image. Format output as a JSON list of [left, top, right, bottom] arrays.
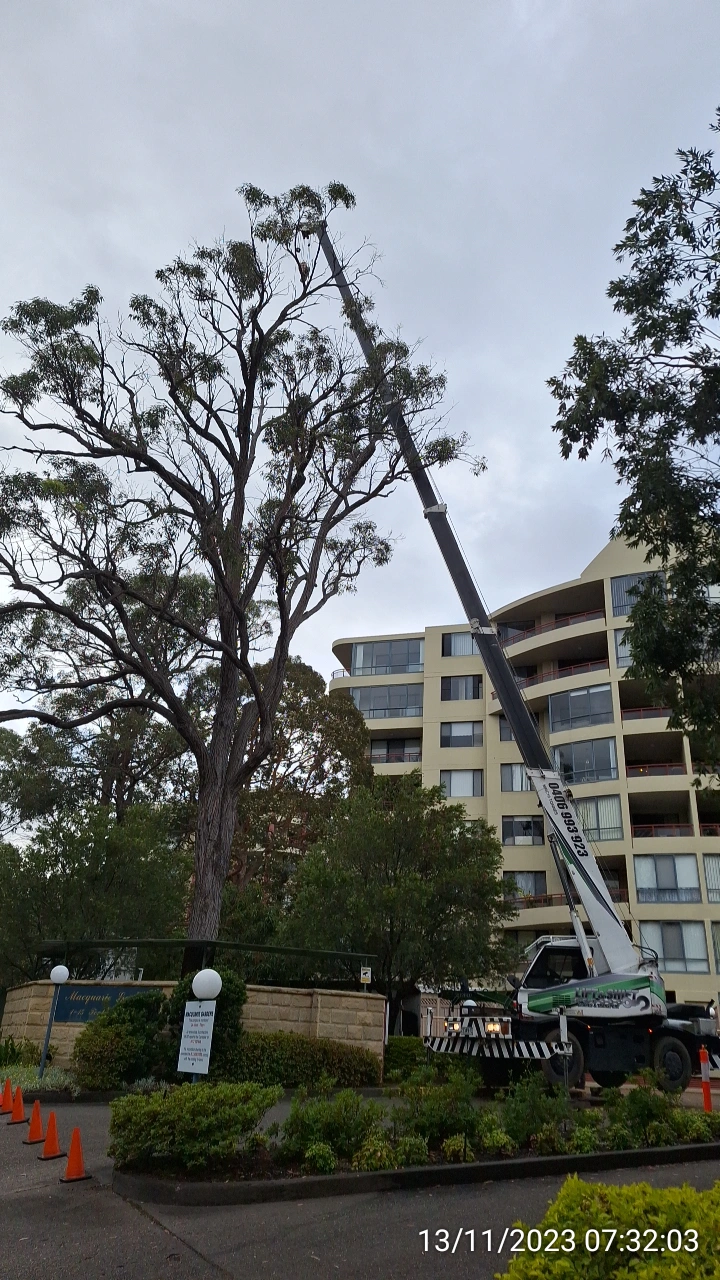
[[73, 991, 168, 1089], [499, 1176, 720, 1277], [501, 1073, 570, 1148], [670, 1110, 712, 1144], [352, 1130, 397, 1171], [384, 1037, 426, 1081], [529, 1123, 567, 1156], [393, 1068, 478, 1149], [566, 1125, 599, 1155], [228, 1030, 381, 1088], [108, 1081, 282, 1171], [280, 1088, 386, 1161], [0, 1036, 45, 1068], [302, 1142, 336, 1175], [395, 1134, 429, 1166], [4, 1065, 78, 1096], [475, 1111, 518, 1157], [442, 1133, 475, 1163], [164, 970, 247, 1081]]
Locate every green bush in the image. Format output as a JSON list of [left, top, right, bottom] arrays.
[[108, 1081, 282, 1171], [393, 1068, 478, 1149], [384, 1037, 426, 1080], [475, 1111, 518, 1157], [164, 970, 247, 1081], [280, 1088, 386, 1161], [3, 1065, 78, 1096], [228, 1029, 381, 1088], [73, 991, 168, 1089], [395, 1134, 429, 1166], [501, 1073, 571, 1148], [0, 1036, 45, 1068], [529, 1122, 567, 1156], [499, 1176, 720, 1277], [302, 1142, 336, 1174], [566, 1125, 600, 1154], [351, 1129, 397, 1171], [441, 1132, 475, 1163]]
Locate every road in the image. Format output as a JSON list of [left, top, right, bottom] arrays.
[[2, 1103, 719, 1279]]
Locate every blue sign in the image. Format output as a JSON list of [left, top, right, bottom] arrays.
[[54, 984, 161, 1024]]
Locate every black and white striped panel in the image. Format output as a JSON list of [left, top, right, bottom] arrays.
[[425, 1036, 554, 1060]]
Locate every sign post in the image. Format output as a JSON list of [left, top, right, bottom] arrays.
[[360, 966, 371, 986], [178, 968, 222, 1082], [38, 965, 69, 1080]]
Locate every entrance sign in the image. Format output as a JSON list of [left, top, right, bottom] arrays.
[[360, 966, 371, 985], [55, 984, 161, 1023], [177, 1000, 216, 1075]]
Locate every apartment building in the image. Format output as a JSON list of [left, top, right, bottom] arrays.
[[329, 539, 720, 1006]]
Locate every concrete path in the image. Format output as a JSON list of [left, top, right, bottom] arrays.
[[2, 1102, 720, 1280]]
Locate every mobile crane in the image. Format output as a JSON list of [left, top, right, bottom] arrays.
[[321, 230, 720, 1091]]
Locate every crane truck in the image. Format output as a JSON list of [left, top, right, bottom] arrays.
[[320, 229, 720, 1092]]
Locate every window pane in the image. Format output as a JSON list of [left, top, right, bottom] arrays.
[[442, 631, 480, 657], [655, 856, 677, 891], [499, 716, 514, 741], [662, 923, 684, 962], [639, 922, 663, 960], [712, 922, 720, 972], [675, 856, 699, 890], [614, 629, 632, 667], [440, 769, 482, 798], [595, 795, 623, 839], [634, 857, 657, 890], [682, 922, 708, 963], [705, 857, 720, 903], [611, 572, 662, 617]]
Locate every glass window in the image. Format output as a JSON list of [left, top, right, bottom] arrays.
[[549, 684, 613, 733], [704, 856, 720, 904], [503, 870, 547, 899], [502, 817, 544, 845], [351, 638, 424, 676], [440, 721, 482, 748], [553, 737, 618, 784], [370, 738, 422, 764], [501, 763, 532, 792], [634, 855, 701, 903], [499, 715, 514, 741], [496, 621, 534, 644], [440, 674, 482, 701], [614, 629, 632, 668], [441, 631, 480, 657], [523, 946, 588, 989], [575, 795, 623, 841], [639, 921, 708, 973], [611, 572, 664, 617], [712, 923, 720, 973], [440, 769, 483, 798], [350, 684, 423, 719]]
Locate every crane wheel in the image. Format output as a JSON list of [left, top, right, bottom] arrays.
[[653, 1035, 691, 1092], [590, 1071, 628, 1089], [541, 1030, 584, 1088]]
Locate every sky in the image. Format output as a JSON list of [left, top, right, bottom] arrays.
[[1, 1, 719, 681]]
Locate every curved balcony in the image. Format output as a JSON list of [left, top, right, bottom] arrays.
[[491, 660, 609, 701], [500, 609, 605, 648], [331, 668, 350, 680], [632, 823, 694, 838], [506, 888, 629, 911], [621, 706, 671, 722]]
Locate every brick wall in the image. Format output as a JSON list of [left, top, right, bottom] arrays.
[[0, 981, 386, 1068]]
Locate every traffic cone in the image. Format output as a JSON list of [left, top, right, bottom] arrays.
[[23, 1100, 45, 1145], [37, 1112, 65, 1161], [7, 1086, 28, 1125], [0, 1078, 12, 1114], [59, 1127, 91, 1182]]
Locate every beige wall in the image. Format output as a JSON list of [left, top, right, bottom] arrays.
[[0, 981, 386, 1069]]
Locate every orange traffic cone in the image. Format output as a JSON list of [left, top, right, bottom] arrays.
[[23, 1100, 45, 1145], [60, 1127, 91, 1182], [7, 1086, 28, 1125], [37, 1112, 65, 1161], [0, 1078, 12, 1114]]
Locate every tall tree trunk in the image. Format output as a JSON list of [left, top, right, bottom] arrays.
[[182, 777, 238, 974]]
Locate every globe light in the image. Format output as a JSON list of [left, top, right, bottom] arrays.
[[192, 968, 222, 1001], [50, 965, 70, 985]]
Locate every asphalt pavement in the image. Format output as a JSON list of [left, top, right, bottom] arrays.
[[2, 1102, 720, 1280]]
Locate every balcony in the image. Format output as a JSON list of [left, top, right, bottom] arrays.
[[701, 824, 720, 837], [500, 609, 605, 648], [506, 888, 629, 910], [492, 660, 610, 699], [626, 763, 687, 778], [331, 668, 350, 680], [632, 823, 694, 838], [371, 748, 422, 764]]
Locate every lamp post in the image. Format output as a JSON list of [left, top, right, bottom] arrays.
[[38, 964, 69, 1079], [187, 968, 222, 1083]]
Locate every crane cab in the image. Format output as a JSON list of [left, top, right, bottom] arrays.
[[514, 935, 666, 1022]]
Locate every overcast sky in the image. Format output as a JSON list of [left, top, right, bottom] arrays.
[[2, 1, 719, 679]]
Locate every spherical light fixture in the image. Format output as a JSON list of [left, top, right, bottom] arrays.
[[192, 968, 222, 1001], [50, 964, 70, 985]]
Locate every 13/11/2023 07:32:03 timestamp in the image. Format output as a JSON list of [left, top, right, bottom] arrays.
[[419, 1227, 700, 1254]]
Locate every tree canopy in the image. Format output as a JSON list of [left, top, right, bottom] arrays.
[[549, 110, 720, 771], [0, 182, 460, 945]]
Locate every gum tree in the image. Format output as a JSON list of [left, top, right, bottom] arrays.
[[0, 183, 458, 959]]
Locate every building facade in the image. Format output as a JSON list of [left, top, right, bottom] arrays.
[[329, 540, 720, 1006]]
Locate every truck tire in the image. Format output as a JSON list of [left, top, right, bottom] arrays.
[[653, 1035, 692, 1092], [591, 1070, 628, 1089], [541, 1030, 584, 1088]]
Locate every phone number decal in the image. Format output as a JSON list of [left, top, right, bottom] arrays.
[[419, 1227, 700, 1254]]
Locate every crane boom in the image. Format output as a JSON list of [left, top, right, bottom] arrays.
[[320, 230, 640, 977]]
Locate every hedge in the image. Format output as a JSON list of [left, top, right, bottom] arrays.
[[501, 1176, 720, 1277], [383, 1036, 426, 1079], [228, 1030, 382, 1087]]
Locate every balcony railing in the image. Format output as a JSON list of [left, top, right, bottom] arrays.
[[700, 823, 720, 837], [492, 660, 609, 698], [632, 823, 694, 838], [361, 706, 423, 719], [626, 763, 687, 778], [500, 609, 605, 648], [507, 888, 629, 910], [351, 663, 424, 676], [371, 750, 422, 764], [331, 668, 350, 680], [621, 706, 672, 721]]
